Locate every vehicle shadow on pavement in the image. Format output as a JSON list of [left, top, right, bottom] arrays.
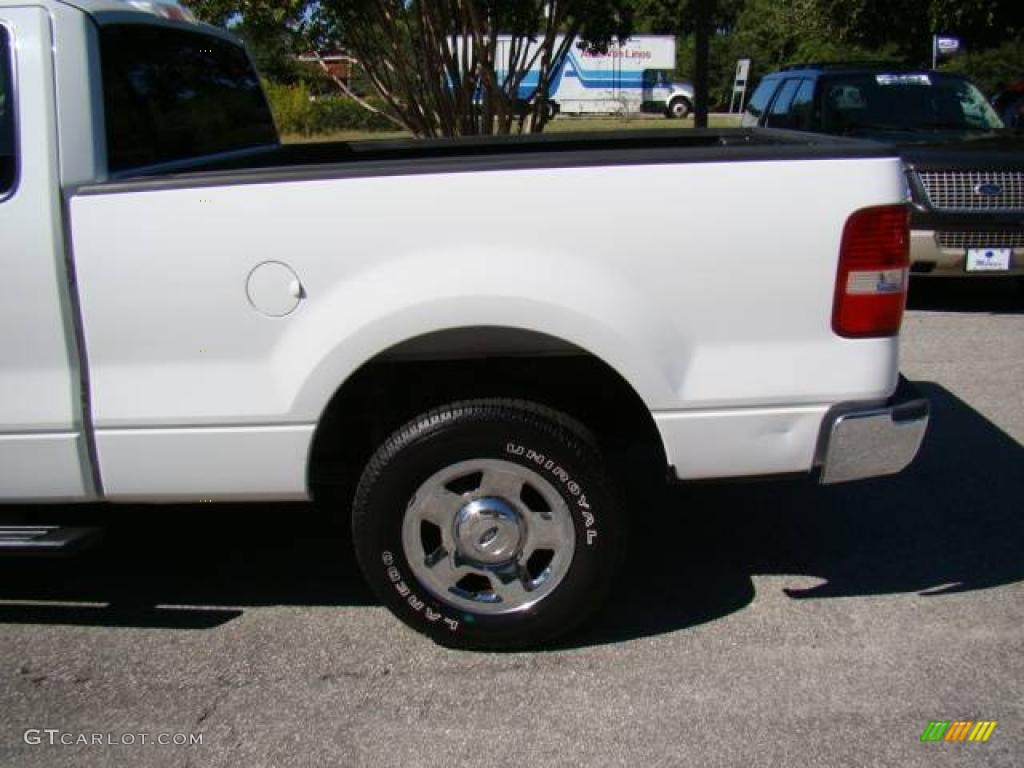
[[0, 501, 371, 630], [572, 381, 1024, 647], [0, 382, 1019, 647], [906, 276, 1022, 314]]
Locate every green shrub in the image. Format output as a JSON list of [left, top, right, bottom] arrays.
[[263, 80, 316, 135], [310, 95, 397, 133], [263, 80, 397, 136]]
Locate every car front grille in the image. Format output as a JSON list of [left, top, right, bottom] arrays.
[[916, 171, 1024, 211], [936, 231, 1024, 249]]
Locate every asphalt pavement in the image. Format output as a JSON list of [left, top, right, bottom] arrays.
[[0, 277, 1021, 767]]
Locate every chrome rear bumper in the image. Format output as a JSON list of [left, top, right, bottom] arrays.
[[817, 379, 929, 485]]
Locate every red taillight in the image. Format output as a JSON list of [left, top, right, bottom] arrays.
[[832, 205, 910, 338]]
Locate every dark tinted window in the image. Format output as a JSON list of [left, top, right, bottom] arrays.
[[100, 24, 277, 173], [788, 79, 816, 130], [745, 77, 780, 120], [0, 27, 15, 195], [820, 73, 1004, 133], [764, 79, 802, 127]]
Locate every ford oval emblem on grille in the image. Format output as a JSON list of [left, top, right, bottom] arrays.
[[974, 183, 1003, 196]]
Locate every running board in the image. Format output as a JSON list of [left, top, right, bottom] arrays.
[[0, 526, 102, 557]]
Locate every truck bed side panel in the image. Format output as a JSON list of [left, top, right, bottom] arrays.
[[69, 153, 904, 498]]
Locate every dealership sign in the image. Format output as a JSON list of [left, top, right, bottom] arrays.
[[931, 34, 962, 68]]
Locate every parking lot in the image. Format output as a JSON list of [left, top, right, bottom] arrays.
[[0, 278, 1021, 768]]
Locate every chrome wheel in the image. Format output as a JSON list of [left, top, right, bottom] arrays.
[[353, 399, 623, 648], [401, 458, 576, 615]]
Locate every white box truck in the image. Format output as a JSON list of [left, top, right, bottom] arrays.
[[499, 34, 695, 118]]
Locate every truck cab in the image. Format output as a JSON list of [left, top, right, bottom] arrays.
[[642, 69, 695, 118], [0, 0, 279, 502]]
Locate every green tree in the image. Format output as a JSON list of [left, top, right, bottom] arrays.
[[813, 0, 1022, 64], [321, 1, 635, 136], [183, 2, 320, 83], [632, 0, 744, 35], [720, 0, 1018, 99], [186, 1, 634, 137], [940, 39, 1024, 95]]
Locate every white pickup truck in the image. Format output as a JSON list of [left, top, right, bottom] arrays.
[[0, 0, 929, 649]]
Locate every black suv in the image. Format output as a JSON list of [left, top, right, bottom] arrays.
[[743, 64, 1024, 278]]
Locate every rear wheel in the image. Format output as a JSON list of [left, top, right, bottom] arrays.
[[666, 97, 692, 119], [351, 399, 622, 650]]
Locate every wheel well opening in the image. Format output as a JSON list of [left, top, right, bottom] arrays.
[[307, 328, 666, 506]]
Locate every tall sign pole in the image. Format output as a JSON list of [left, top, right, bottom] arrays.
[[693, 0, 710, 128]]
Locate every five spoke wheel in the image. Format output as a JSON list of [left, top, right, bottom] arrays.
[[402, 459, 575, 614]]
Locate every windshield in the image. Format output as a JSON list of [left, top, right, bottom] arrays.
[[821, 73, 1005, 134]]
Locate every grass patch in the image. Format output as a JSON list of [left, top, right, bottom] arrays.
[[282, 129, 411, 143], [283, 113, 743, 144], [547, 114, 743, 132]]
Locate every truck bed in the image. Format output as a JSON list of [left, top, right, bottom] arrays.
[[95, 128, 895, 190], [66, 122, 908, 499]]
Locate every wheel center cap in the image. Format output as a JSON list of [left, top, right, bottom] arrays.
[[454, 497, 523, 564]]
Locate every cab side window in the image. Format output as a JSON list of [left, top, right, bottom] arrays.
[[764, 79, 802, 128], [100, 25, 277, 174], [745, 78, 780, 123], [0, 27, 16, 196], [788, 79, 816, 130]]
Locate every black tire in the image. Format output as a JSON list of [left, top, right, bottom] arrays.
[[666, 97, 691, 119], [352, 399, 623, 650]]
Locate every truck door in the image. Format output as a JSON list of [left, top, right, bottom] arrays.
[[642, 70, 669, 109], [0, 10, 93, 500]]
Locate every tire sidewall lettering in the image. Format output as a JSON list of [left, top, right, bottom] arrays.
[[380, 550, 460, 632], [504, 440, 598, 546], [356, 405, 621, 649], [377, 437, 601, 634]]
